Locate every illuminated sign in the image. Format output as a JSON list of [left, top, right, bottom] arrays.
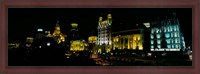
[[151, 48, 180, 51]]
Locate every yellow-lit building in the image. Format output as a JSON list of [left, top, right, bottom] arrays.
[[8, 43, 20, 49], [88, 36, 97, 43], [112, 29, 144, 50], [47, 21, 67, 44], [70, 40, 88, 51], [26, 37, 34, 48], [88, 36, 98, 53]]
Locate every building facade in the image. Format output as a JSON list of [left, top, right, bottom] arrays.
[[70, 23, 79, 41], [47, 21, 67, 44], [88, 36, 98, 53], [97, 14, 112, 46], [69, 23, 86, 51], [112, 29, 144, 50], [35, 28, 45, 40], [97, 14, 112, 53], [150, 18, 186, 51]]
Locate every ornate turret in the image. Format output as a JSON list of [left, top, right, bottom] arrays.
[[107, 14, 112, 25], [47, 20, 67, 44]]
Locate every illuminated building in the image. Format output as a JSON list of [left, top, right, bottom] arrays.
[[97, 14, 112, 53], [150, 13, 186, 51], [112, 29, 144, 50], [97, 14, 112, 46], [8, 43, 20, 49], [88, 36, 97, 43], [69, 23, 84, 51], [70, 23, 79, 41], [26, 37, 34, 48], [70, 40, 86, 51], [45, 31, 51, 35], [35, 28, 45, 40], [26, 37, 34, 43], [47, 21, 67, 44], [88, 36, 98, 53]]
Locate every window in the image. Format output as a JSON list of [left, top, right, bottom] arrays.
[[151, 46, 154, 49], [171, 33, 173, 37], [151, 40, 154, 44], [158, 45, 161, 48], [172, 45, 174, 48], [151, 29, 154, 33], [167, 45, 171, 48], [157, 34, 161, 38], [151, 34, 154, 39], [165, 33, 170, 38], [164, 27, 167, 32], [166, 39, 170, 44], [157, 39, 161, 44], [174, 26, 176, 31], [174, 32, 177, 37], [175, 45, 178, 48], [170, 26, 172, 31], [177, 26, 179, 31], [167, 26, 170, 32], [174, 39, 177, 43]]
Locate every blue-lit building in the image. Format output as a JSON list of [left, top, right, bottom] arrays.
[[150, 16, 186, 51]]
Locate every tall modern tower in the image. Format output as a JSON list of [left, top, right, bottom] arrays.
[[97, 14, 112, 46]]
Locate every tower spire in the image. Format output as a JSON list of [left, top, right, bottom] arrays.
[[56, 20, 60, 26]]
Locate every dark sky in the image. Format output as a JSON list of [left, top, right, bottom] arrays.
[[8, 8, 192, 46]]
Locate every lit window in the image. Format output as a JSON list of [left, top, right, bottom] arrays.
[[158, 45, 161, 48], [176, 45, 178, 48], [151, 40, 154, 44], [151, 46, 154, 49], [157, 34, 160, 38], [166, 39, 170, 44], [170, 26, 172, 31], [172, 45, 174, 48], [164, 27, 166, 32], [167, 45, 171, 48], [171, 39, 174, 43], [151, 34, 154, 39], [175, 39, 178, 43], [174, 26, 176, 31], [157, 39, 161, 44], [156, 29, 159, 33], [174, 32, 177, 37], [165, 33, 170, 38], [171, 33, 173, 37], [177, 26, 179, 31], [151, 29, 154, 33]]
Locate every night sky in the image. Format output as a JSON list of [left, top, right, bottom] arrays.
[[8, 8, 192, 46]]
